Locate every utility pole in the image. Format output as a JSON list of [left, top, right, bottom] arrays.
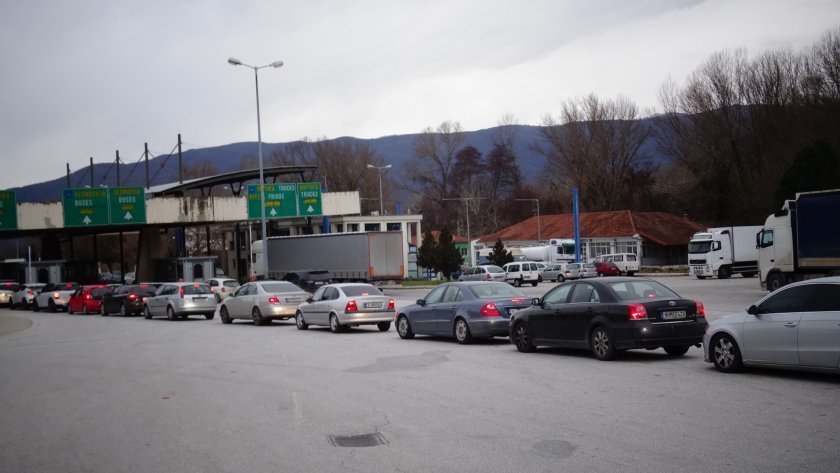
[[178, 133, 183, 184], [144, 142, 150, 189], [443, 197, 484, 267], [115, 150, 120, 186], [66, 163, 70, 187], [89, 157, 94, 187]]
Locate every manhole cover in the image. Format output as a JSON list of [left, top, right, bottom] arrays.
[[327, 432, 388, 447]]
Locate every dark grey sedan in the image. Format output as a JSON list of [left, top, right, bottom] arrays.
[[395, 282, 531, 344]]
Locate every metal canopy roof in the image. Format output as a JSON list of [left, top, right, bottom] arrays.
[[145, 165, 318, 197]]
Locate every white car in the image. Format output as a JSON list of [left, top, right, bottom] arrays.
[[296, 283, 394, 333], [143, 282, 217, 321], [598, 253, 640, 276], [219, 281, 310, 325], [703, 277, 840, 374], [206, 277, 240, 301], [502, 261, 541, 287], [0, 282, 20, 306], [10, 283, 46, 309], [32, 282, 80, 312]]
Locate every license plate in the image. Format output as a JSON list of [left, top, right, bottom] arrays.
[[286, 297, 302, 303], [364, 302, 383, 309], [692, 267, 704, 275], [661, 310, 687, 320], [193, 297, 207, 301]]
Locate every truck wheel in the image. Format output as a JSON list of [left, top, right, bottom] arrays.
[[696, 275, 706, 280], [718, 266, 732, 279], [767, 273, 785, 292]]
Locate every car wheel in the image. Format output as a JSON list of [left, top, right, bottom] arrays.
[[590, 326, 616, 361], [67, 305, 74, 315], [531, 279, 538, 287], [220, 306, 232, 324], [329, 313, 343, 333], [513, 278, 522, 287], [453, 318, 473, 345], [537, 275, 543, 283], [396, 315, 414, 339], [167, 306, 177, 321], [711, 333, 743, 373], [252, 307, 266, 326], [144, 305, 152, 319], [48, 300, 57, 313], [32, 300, 40, 312], [627, 271, 635, 277], [664, 345, 690, 356], [205, 312, 215, 320], [718, 266, 731, 280], [120, 304, 127, 317], [557, 275, 565, 283], [513, 322, 535, 353], [377, 322, 391, 332], [82, 304, 88, 315], [101, 304, 108, 316], [295, 311, 308, 330], [767, 273, 784, 292]]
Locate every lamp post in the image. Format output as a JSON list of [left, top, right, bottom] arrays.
[[516, 198, 541, 243], [366, 164, 391, 215], [443, 197, 484, 267], [228, 57, 283, 279]]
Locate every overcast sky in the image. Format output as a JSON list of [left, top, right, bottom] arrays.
[[1, 0, 838, 189]]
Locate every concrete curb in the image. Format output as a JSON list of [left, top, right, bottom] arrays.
[[0, 313, 33, 337]]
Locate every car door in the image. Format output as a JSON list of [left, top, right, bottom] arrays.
[[411, 285, 447, 335], [563, 282, 602, 343], [150, 285, 170, 315], [797, 283, 840, 368], [529, 283, 573, 344], [301, 287, 326, 323], [226, 284, 247, 318], [435, 286, 463, 335], [742, 284, 813, 365]]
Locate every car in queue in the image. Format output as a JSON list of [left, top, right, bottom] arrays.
[[580, 263, 598, 278], [220, 280, 310, 325], [10, 283, 46, 309], [101, 284, 158, 316], [32, 282, 81, 312], [67, 285, 114, 315], [458, 265, 506, 282], [396, 281, 531, 345], [598, 253, 640, 276], [509, 277, 707, 360], [703, 276, 840, 374], [502, 261, 541, 287], [295, 283, 394, 333], [539, 264, 566, 283], [143, 282, 216, 321], [205, 277, 240, 302], [593, 261, 621, 277], [0, 282, 20, 306]]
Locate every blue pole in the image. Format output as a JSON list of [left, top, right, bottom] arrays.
[[573, 187, 581, 263]]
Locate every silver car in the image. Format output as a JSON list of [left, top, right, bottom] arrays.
[[703, 276, 840, 374], [206, 277, 240, 301], [296, 283, 394, 333], [539, 264, 566, 283], [143, 282, 217, 321], [10, 283, 46, 309], [458, 265, 506, 282], [219, 281, 310, 325], [580, 263, 598, 278]]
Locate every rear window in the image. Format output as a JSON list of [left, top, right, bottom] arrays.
[[566, 264, 580, 269], [182, 284, 211, 295], [608, 281, 679, 300], [91, 288, 112, 297], [341, 285, 383, 297], [261, 282, 302, 293], [627, 254, 637, 261], [469, 283, 526, 299], [1, 283, 20, 291], [486, 266, 504, 273], [223, 280, 239, 288]]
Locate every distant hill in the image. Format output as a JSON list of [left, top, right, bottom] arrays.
[[10, 121, 668, 203]]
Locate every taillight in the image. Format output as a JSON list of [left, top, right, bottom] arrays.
[[345, 300, 358, 312], [480, 302, 501, 317], [387, 299, 395, 310], [179, 287, 185, 299], [696, 301, 706, 317], [53, 292, 60, 299], [628, 304, 648, 320], [27, 290, 34, 296], [268, 296, 280, 304], [128, 294, 138, 300]]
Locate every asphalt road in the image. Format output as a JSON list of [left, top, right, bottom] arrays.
[[1, 276, 837, 473]]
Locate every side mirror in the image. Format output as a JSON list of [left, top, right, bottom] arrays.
[[416, 299, 426, 306], [747, 304, 759, 315], [531, 297, 541, 306]]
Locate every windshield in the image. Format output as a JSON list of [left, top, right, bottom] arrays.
[[342, 285, 383, 297], [261, 282, 303, 293], [469, 283, 526, 299], [486, 266, 504, 273], [688, 241, 712, 253], [608, 281, 679, 300]]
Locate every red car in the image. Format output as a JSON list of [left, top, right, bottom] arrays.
[[67, 285, 113, 315], [593, 261, 621, 276]]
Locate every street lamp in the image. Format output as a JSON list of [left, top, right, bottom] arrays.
[[516, 198, 541, 243], [228, 56, 283, 279], [443, 197, 484, 267], [367, 164, 392, 215]]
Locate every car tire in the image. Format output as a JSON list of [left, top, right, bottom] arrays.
[[101, 304, 108, 316], [664, 345, 690, 356], [531, 279, 538, 287], [377, 322, 391, 332], [167, 306, 177, 321], [82, 304, 88, 315], [590, 326, 616, 361], [329, 313, 343, 333], [453, 318, 473, 345], [252, 307, 266, 326], [396, 315, 414, 339], [767, 273, 785, 292], [295, 311, 308, 330], [513, 278, 522, 287], [205, 312, 215, 320], [557, 275, 565, 283], [67, 306, 74, 315], [711, 333, 744, 373], [120, 304, 127, 317], [48, 300, 57, 313], [220, 306, 232, 324], [513, 322, 535, 353], [32, 300, 40, 312], [144, 305, 152, 319], [627, 271, 635, 277]]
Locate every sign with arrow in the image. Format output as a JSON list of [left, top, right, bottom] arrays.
[[0, 190, 18, 231], [297, 182, 322, 217], [108, 187, 146, 225], [63, 188, 109, 227], [247, 183, 297, 219]]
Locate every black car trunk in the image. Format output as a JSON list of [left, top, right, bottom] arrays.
[[640, 299, 697, 323]]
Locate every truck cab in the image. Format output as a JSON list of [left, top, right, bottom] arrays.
[[688, 226, 760, 279]]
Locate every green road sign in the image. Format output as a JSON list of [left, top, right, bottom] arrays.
[[63, 188, 109, 227], [109, 187, 147, 224], [297, 182, 322, 217], [0, 190, 18, 231], [247, 183, 297, 219]]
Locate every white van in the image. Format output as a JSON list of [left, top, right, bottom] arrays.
[[502, 261, 541, 287], [598, 253, 640, 276]]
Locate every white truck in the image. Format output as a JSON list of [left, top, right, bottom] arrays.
[[757, 189, 840, 291], [688, 226, 762, 279], [519, 239, 577, 265], [251, 232, 404, 283]]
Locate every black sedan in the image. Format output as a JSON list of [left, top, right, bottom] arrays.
[[509, 277, 708, 360], [101, 284, 158, 316], [396, 282, 531, 344]]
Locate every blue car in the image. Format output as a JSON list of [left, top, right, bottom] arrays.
[[396, 282, 531, 344]]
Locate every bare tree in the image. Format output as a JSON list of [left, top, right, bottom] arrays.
[[405, 120, 465, 228]]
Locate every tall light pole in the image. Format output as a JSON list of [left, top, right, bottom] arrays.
[[228, 57, 283, 279], [516, 198, 541, 243], [443, 197, 484, 267], [366, 164, 391, 215]]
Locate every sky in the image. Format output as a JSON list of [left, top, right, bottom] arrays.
[[1, 0, 839, 189]]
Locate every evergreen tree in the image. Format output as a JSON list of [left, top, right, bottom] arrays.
[[417, 229, 437, 277], [436, 227, 463, 280], [488, 238, 513, 267]]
